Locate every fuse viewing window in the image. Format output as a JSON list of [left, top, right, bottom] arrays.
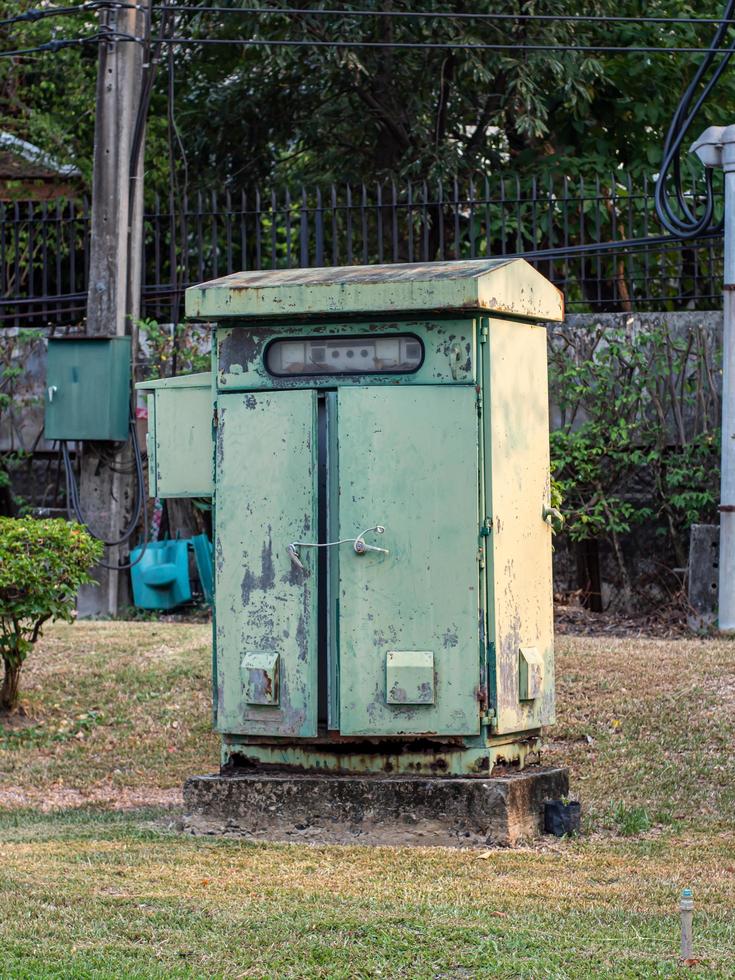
[[265, 334, 424, 376]]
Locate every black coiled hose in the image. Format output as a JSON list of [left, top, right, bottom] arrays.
[[655, 0, 735, 239], [62, 417, 149, 571]]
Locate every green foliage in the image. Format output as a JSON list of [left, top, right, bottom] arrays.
[[0, 3, 99, 185], [0, 329, 43, 505], [550, 476, 564, 514], [549, 320, 720, 584], [169, 0, 735, 188], [5, 1, 735, 193], [611, 802, 652, 836], [137, 319, 210, 381], [0, 518, 102, 710]]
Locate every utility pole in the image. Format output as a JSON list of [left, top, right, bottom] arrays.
[[77, 1, 150, 617], [691, 125, 735, 631]]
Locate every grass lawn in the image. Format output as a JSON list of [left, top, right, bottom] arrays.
[[0, 622, 733, 978]]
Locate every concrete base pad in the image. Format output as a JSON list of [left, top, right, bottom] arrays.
[[182, 767, 569, 847]]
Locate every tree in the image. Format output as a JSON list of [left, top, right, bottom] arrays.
[[5, 1, 735, 194], [0, 2, 99, 186], [165, 0, 735, 188], [0, 518, 102, 714], [0, 0, 169, 190]]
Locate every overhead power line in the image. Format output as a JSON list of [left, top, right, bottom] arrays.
[[8, 2, 735, 34], [5, 32, 734, 59], [154, 36, 735, 55], [5, 6, 735, 58], [0, 2, 140, 31], [152, 5, 735, 30], [0, 33, 127, 58]]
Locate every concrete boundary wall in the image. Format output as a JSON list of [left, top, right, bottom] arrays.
[[548, 311, 722, 430], [2, 311, 724, 453]]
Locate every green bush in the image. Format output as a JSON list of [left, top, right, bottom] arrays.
[[0, 518, 102, 714], [0, 328, 43, 512], [549, 319, 720, 599]]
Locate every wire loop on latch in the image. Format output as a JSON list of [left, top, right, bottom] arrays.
[[288, 525, 389, 569]]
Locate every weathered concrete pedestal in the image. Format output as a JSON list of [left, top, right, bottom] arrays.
[[182, 767, 569, 847]]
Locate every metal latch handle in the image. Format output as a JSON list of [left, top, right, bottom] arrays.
[[288, 525, 389, 570]]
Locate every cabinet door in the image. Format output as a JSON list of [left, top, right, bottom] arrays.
[[150, 385, 214, 498], [337, 386, 481, 736], [215, 390, 318, 736], [484, 320, 555, 734]]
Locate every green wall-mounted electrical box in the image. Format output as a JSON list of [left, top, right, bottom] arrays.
[[44, 336, 131, 441]]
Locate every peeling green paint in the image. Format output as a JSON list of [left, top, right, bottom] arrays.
[[337, 385, 481, 737], [221, 733, 543, 776], [216, 319, 475, 391], [185, 259, 564, 323], [214, 390, 318, 737]]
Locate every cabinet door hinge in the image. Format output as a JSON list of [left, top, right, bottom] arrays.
[[481, 707, 497, 730], [480, 516, 493, 536]]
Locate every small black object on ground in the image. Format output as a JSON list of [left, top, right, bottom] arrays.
[[544, 799, 582, 837]]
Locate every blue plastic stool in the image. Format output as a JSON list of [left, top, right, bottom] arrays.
[[129, 539, 192, 610]]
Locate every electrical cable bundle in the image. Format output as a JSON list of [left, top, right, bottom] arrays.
[[656, 0, 735, 238], [0, 1, 139, 30], [0, 1, 142, 57], [61, 416, 149, 570]]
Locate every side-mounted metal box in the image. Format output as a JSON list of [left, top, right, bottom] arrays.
[[136, 372, 214, 498], [45, 336, 131, 441]]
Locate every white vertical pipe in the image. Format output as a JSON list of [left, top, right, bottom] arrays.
[[720, 140, 735, 630]]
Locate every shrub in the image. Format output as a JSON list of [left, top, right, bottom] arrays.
[[0, 328, 43, 513], [549, 319, 720, 600], [137, 318, 210, 381], [0, 518, 103, 714]]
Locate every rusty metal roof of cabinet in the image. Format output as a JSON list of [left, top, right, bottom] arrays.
[[184, 258, 564, 323]]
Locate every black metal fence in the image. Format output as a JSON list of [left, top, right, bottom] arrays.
[[0, 171, 724, 329]]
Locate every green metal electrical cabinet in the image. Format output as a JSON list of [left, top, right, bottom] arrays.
[[150, 259, 564, 775], [45, 336, 131, 441], [136, 372, 214, 498]]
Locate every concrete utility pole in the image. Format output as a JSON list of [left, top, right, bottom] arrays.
[[78, 1, 150, 617], [691, 125, 735, 631]]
